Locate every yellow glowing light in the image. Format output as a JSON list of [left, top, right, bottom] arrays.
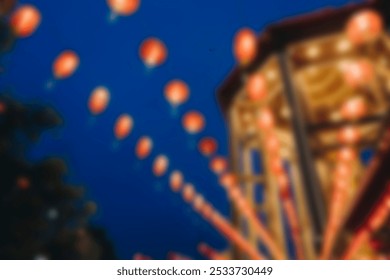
[[336, 39, 352, 52], [306, 45, 321, 58]]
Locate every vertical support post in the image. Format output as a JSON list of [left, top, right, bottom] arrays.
[[228, 107, 243, 259], [278, 52, 326, 250]]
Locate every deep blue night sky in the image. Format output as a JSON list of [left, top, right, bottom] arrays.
[[0, 0, 361, 259]]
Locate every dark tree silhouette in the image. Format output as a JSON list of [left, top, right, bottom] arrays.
[[0, 1, 116, 260]]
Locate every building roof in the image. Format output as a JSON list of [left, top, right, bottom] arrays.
[[216, 0, 390, 117]]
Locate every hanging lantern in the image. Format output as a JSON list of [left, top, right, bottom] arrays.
[[337, 147, 357, 162], [257, 107, 275, 131], [135, 136, 153, 159], [346, 9, 383, 46], [334, 163, 352, 179], [233, 28, 257, 66], [341, 97, 367, 120], [210, 156, 228, 175], [264, 133, 280, 155], [277, 173, 289, 193], [341, 59, 374, 89], [182, 111, 205, 134], [16, 176, 30, 190], [88, 86, 110, 115], [337, 126, 361, 144], [139, 38, 167, 68], [10, 5, 41, 37], [199, 203, 213, 220], [153, 155, 169, 177], [246, 72, 267, 101], [164, 80, 190, 107], [192, 195, 205, 212], [169, 170, 183, 192], [270, 157, 284, 175], [219, 172, 237, 189], [107, 0, 140, 16], [182, 183, 195, 203], [53, 50, 80, 79], [0, 102, 7, 114], [198, 137, 218, 157], [114, 114, 133, 140]]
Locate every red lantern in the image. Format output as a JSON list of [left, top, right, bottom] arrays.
[[337, 147, 357, 162], [219, 173, 237, 189], [264, 133, 280, 155], [135, 136, 153, 159], [53, 50, 80, 79], [346, 9, 383, 46], [164, 80, 190, 107], [10, 5, 41, 38], [270, 157, 284, 174], [169, 170, 183, 192], [182, 111, 205, 134], [334, 163, 352, 179], [88, 87, 110, 115], [192, 195, 204, 212], [338, 126, 361, 144], [257, 108, 274, 131], [233, 28, 257, 66], [114, 114, 133, 140], [277, 173, 289, 193], [210, 156, 228, 175], [139, 38, 167, 68], [246, 73, 267, 101], [198, 137, 218, 157], [341, 97, 367, 120], [153, 155, 169, 177], [200, 203, 213, 220], [107, 0, 140, 16], [342, 59, 374, 89], [0, 102, 7, 114], [182, 183, 195, 203], [16, 176, 30, 190]]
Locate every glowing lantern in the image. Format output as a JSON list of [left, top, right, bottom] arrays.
[[257, 108, 275, 130], [182, 111, 205, 134], [153, 155, 169, 177], [233, 28, 257, 66], [139, 38, 167, 68], [246, 73, 267, 101], [337, 126, 361, 144], [135, 136, 153, 159], [17, 176, 30, 190], [264, 134, 280, 155], [10, 5, 41, 37], [192, 195, 205, 212], [198, 137, 218, 157], [341, 59, 374, 89], [107, 0, 140, 16], [341, 97, 367, 120], [270, 157, 284, 174], [219, 173, 237, 189], [277, 172, 289, 192], [334, 163, 352, 179], [182, 183, 195, 203], [210, 156, 228, 175], [164, 80, 189, 107], [169, 170, 183, 192], [200, 203, 213, 220], [0, 102, 6, 114], [88, 87, 110, 115], [53, 50, 80, 79], [114, 114, 133, 140], [346, 9, 383, 46], [337, 147, 357, 162]]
